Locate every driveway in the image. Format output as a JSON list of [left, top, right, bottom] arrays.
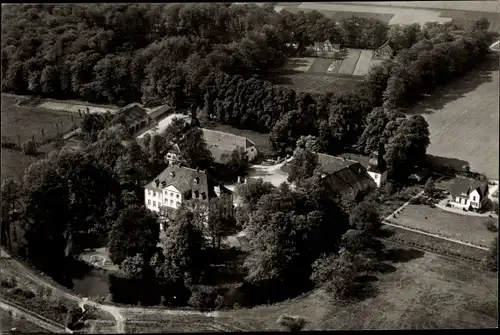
[[226, 157, 293, 191]]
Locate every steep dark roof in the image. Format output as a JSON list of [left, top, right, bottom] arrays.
[[316, 153, 359, 174], [315, 153, 376, 193], [145, 165, 231, 202], [450, 178, 488, 199], [112, 103, 150, 127], [147, 104, 172, 121]]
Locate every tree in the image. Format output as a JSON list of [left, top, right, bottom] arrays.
[[244, 177, 349, 295], [485, 236, 497, 271], [108, 205, 160, 265], [221, 146, 249, 180], [22, 139, 37, 155], [295, 135, 321, 152], [310, 248, 366, 299], [1, 178, 22, 250], [287, 148, 318, 184], [178, 127, 214, 170], [236, 178, 275, 210], [424, 178, 435, 196], [163, 116, 190, 144], [157, 207, 206, 286], [120, 253, 148, 280], [81, 113, 107, 136], [349, 201, 382, 232], [277, 314, 308, 332], [384, 115, 430, 182]]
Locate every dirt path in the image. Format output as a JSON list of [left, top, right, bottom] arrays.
[[0, 298, 70, 333], [1, 248, 125, 333]]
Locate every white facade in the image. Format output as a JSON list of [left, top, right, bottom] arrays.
[[450, 189, 488, 210], [246, 146, 258, 162], [368, 170, 387, 188], [145, 185, 182, 213]]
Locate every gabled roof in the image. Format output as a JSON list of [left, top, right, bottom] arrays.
[[112, 103, 150, 126], [147, 104, 172, 120], [201, 128, 256, 163], [145, 165, 231, 201], [316, 153, 359, 174], [450, 178, 488, 199], [315, 152, 376, 193]]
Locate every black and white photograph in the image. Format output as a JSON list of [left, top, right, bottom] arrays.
[[0, 1, 498, 332]]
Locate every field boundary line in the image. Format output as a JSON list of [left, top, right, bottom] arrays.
[[382, 220, 489, 251], [0, 297, 71, 333]]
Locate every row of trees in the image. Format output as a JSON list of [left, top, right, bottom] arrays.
[[1, 3, 389, 105], [368, 20, 495, 109]]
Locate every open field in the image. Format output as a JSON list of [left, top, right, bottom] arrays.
[[1, 148, 38, 182], [337, 49, 362, 75], [296, 3, 452, 25], [326, 59, 342, 74], [0, 308, 49, 333], [283, 58, 315, 72], [341, 2, 500, 14], [268, 72, 363, 95], [308, 58, 335, 73], [1, 95, 82, 145], [410, 55, 499, 179], [353, 49, 374, 76], [389, 204, 497, 248], [39, 101, 118, 115], [217, 250, 497, 330]]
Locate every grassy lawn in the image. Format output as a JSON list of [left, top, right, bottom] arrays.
[[1, 95, 82, 146], [1, 148, 38, 182], [0, 309, 49, 333], [337, 49, 362, 75], [378, 185, 423, 219], [308, 58, 334, 73], [389, 204, 497, 248], [219, 250, 497, 330], [409, 55, 499, 180], [440, 10, 500, 33], [202, 123, 273, 158]]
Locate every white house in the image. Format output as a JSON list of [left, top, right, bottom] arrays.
[[449, 178, 489, 210], [366, 149, 387, 188], [144, 164, 233, 230]]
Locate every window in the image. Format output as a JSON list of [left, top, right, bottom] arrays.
[[170, 192, 174, 197], [176, 194, 179, 199], [170, 200, 173, 205], [153, 191, 156, 197], [473, 196, 476, 201], [149, 190, 152, 196], [153, 201, 156, 207], [148, 200, 151, 205]]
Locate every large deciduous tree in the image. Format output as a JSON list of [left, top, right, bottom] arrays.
[[108, 205, 160, 265]]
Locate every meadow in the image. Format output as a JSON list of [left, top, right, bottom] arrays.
[[268, 72, 364, 95], [389, 204, 497, 248], [409, 55, 499, 179]]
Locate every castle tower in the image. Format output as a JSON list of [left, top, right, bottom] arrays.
[[367, 142, 387, 187]]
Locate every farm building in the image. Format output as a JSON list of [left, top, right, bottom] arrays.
[[309, 40, 341, 54], [448, 178, 489, 210], [144, 165, 233, 230], [201, 128, 258, 164], [373, 41, 394, 60], [315, 153, 377, 194], [111, 103, 153, 134]]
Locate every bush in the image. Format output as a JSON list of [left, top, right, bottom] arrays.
[[445, 203, 451, 208], [49, 297, 68, 313], [11, 286, 36, 299], [277, 314, 308, 332], [0, 276, 17, 288], [22, 140, 36, 155], [214, 295, 225, 310], [484, 220, 498, 233], [188, 286, 218, 310]]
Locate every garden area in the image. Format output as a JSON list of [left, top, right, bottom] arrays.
[[388, 204, 497, 248]]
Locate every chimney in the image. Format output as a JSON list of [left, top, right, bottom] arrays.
[[237, 176, 242, 183], [155, 179, 160, 187]]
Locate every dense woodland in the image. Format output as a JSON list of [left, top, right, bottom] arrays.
[[1, 4, 498, 309]]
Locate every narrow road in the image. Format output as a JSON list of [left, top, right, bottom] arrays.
[[0, 298, 70, 333]]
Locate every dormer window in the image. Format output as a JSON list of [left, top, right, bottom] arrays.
[[169, 172, 175, 177], [194, 177, 199, 184]]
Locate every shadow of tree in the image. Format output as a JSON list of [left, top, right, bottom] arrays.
[[408, 55, 499, 115], [426, 154, 470, 173], [382, 248, 425, 263]]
